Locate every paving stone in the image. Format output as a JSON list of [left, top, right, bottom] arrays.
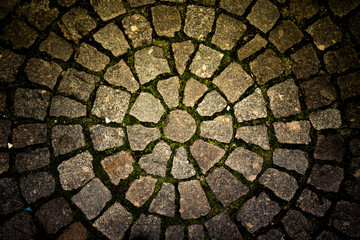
[[171, 147, 196, 179], [260, 168, 298, 201], [104, 60, 139, 92], [50, 95, 86, 118], [234, 88, 267, 122], [0, 120, 11, 148], [310, 108, 342, 130], [14, 88, 51, 121], [0, 92, 6, 112], [338, 72, 360, 99], [52, 125, 85, 156], [257, 229, 285, 240], [346, 101, 360, 128], [178, 180, 211, 219], [300, 76, 337, 109], [12, 124, 47, 149], [93, 203, 132, 240], [72, 178, 111, 220], [172, 41, 195, 75], [250, 49, 284, 84], [94, 23, 130, 57], [207, 167, 248, 207], [220, 0, 252, 16], [58, 7, 96, 43], [0, 153, 9, 174], [139, 141, 171, 177], [57, 0, 76, 7], [36, 197, 73, 234], [273, 121, 311, 144], [205, 212, 243, 240], [273, 148, 308, 174], [306, 17, 342, 51], [324, 46, 360, 74], [152, 5, 181, 37], [58, 68, 99, 102], [349, 11, 360, 43], [269, 20, 303, 53], [183, 78, 208, 107], [238, 192, 280, 233], [92, 85, 130, 123], [190, 140, 225, 174], [316, 231, 342, 240], [197, 91, 227, 117], [290, 44, 320, 79], [127, 124, 161, 151], [236, 125, 270, 150], [184, 5, 215, 40], [90, 125, 124, 151], [213, 62, 254, 103], [289, 0, 319, 22], [58, 151, 95, 191], [58, 222, 88, 240], [126, 176, 157, 207], [307, 164, 344, 192], [25, 58, 63, 89], [20, 172, 55, 204], [122, 14, 152, 48], [164, 110, 196, 143], [15, 148, 50, 173], [101, 151, 134, 185], [350, 138, 360, 156], [149, 182, 175, 217], [129, 214, 161, 240], [0, 211, 36, 240], [128, 0, 155, 7], [90, 0, 126, 21], [282, 210, 313, 240], [200, 115, 233, 143], [0, 47, 24, 83], [190, 45, 223, 78], [0, 0, 20, 19], [135, 46, 170, 84], [247, 0, 280, 33], [165, 225, 184, 240], [75, 43, 110, 71], [188, 225, 204, 240], [297, 189, 331, 217], [157, 76, 180, 108], [329, 0, 360, 17], [237, 34, 267, 60], [130, 92, 165, 123], [0, 18, 38, 49], [330, 200, 360, 237], [0, 178, 24, 215]]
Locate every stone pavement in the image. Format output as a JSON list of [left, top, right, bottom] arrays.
[[0, 0, 359, 239]]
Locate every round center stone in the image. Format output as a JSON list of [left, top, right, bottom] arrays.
[[163, 110, 196, 143]]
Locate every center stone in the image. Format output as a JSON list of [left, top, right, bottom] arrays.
[[163, 110, 196, 143]]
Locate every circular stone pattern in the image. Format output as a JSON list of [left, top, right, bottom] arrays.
[[163, 110, 196, 143]]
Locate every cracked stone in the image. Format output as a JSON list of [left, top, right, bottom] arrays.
[[324, 46, 360, 74], [101, 151, 134, 185], [129, 215, 161, 240], [51, 125, 86, 156], [234, 88, 267, 122], [0, 18, 38, 49], [247, 0, 280, 33], [236, 125, 270, 150], [0, 47, 24, 83], [250, 49, 284, 84], [310, 108, 342, 130], [172, 41, 195, 75], [58, 222, 88, 240], [220, 0, 252, 16], [166, 225, 184, 240], [12, 124, 47, 149], [90, 125, 124, 151], [238, 34, 267, 60], [157, 76, 180, 108], [0, 178, 24, 215], [200, 115, 233, 143], [329, 0, 360, 17], [0, 153, 9, 174], [273, 148, 308, 174], [164, 110, 196, 143], [184, 5, 215, 40], [126, 176, 157, 207], [190, 140, 225, 174], [0, 120, 11, 148], [282, 210, 314, 240], [338, 72, 360, 99], [330, 201, 360, 237], [205, 212, 243, 240], [297, 189, 331, 217], [289, 0, 319, 22], [25, 58, 63, 89], [149, 182, 175, 217], [50, 95, 86, 118], [273, 121, 311, 144], [269, 20, 303, 53], [104, 60, 139, 93], [183, 78, 207, 107], [127, 124, 161, 151], [171, 147, 196, 179], [20, 172, 55, 204], [0, 212, 36, 240], [130, 92, 165, 123], [291, 44, 320, 79], [152, 5, 181, 37], [122, 14, 152, 48], [139, 141, 171, 177], [75, 43, 110, 71], [307, 164, 344, 192], [90, 0, 126, 21], [197, 91, 227, 117], [15, 148, 50, 173], [188, 225, 204, 240], [190, 45, 223, 78]]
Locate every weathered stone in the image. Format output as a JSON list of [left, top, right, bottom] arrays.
[[36, 197, 73, 234], [258, 229, 285, 240], [139, 141, 171, 177], [0, 178, 24, 215], [190, 140, 225, 174], [90, 0, 126, 21], [75, 43, 109, 71], [269, 20, 303, 53], [94, 23, 130, 57], [126, 176, 157, 207], [0, 212, 36, 240], [297, 189, 331, 217], [58, 7, 96, 43], [90, 125, 124, 151], [238, 192, 281, 233], [166, 225, 184, 240], [127, 124, 161, 151], [338, 72, 360, 99], [135, 46, 170, 84], [310, 109, 342, 130], [190, 45, 223, 78], [130, 92, 165, 123], [129, 215, 161, 240], [72, 178, 112, 220], [289, 0, 319, 22], [122, 14, 152, 48], [236, 125, 270, 150], [184, 5, 215, 40], [101, 151, 134, 185], [164, 110, 196, 143], [14, 88, 51, 121], [306, 17, 342, 51], [238, 34, 267, 60], [234, 88, 267, 122], [104, 60, 139, 93], [0, 47, 24, 82], [58, 222, 88, 240], [290, 44, 320, 79], [171, 147, 196, 179], [0, 153, 9, 174], [157, 77, 180, 108], [25, 58, 63, 89], [324, 46, 360, 74], [50, 95, 86, 118], [207, 167, 248, 207], [314, 132, 345, 161], [20, 172, 55, 204], [329, 0, 360, 17], [0, 92, 6, 112], [282, 210, 313, 240], [307, 164, 344, 192], [247, 0, 280, 33], [178, 180, 211, 219], [52, 125, 85, 156], [346, 101, 360, 128], [226, 147, 263, 182], [197, 91, 227, 117], [0, 18, 38, 49], [57, 151, 95, 191], [149, 182, 175, 217], [273, 148, 308, 174], [93, 203, 132, 240], [188, 225, 204, 240], [183, 78, 207, 107], [92, 85, 130, 123], [57, 0, 76, 7], [128, 0, 155, 7], [0, 120, 11, 148], [0, 0, 20, 19], [251, 49, 284, 84], [200, 115, 233, 143], [12, 124, 47, 149], [220, 0, 252, 16], [58, 68, 99, 102], [205, 212, 243, 240], [330, 201, 360, 237], [152, 5, 181, 37], [273, 121, 311, 144], [172, 41, 195, 75]]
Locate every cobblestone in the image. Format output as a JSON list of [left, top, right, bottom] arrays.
[[297, 189, 331, 217], [172, 41, 195, 75], [273, 121, 311, 144], [273, 148, 308, 174], [20, 172, 55, 203], [171, 147, 196, 179], [51, 124, 85, 156], [220, 0, 252, 16], [0, 153, 9, 174], [324, 46, 360, 74], [0, 212, 36, 239], [190, 140, 225, 174], [0, 178, 24, 215], [164, 110, 196, 143], [101, 151, 134, 185], [75, 43, 110, 72], [247, 0, 280, 33], [158, 76, 180, 108], [0, 47, 24, 82], [338, 72, 360, 99], [50, 95, 86, 118], [149, 182, 175, 217], [200, 115, 233, 143], [269, 20, 303, 53], [205, 212, 243, 240], [184, 5, 215, 40], [127, 124, 161, 151], [183, 78, 207, 107], [282, 210, 313, 240], [40, 32, 73, 61], [290, 44, 320, 79], [126, 176, 157, 207], [251, 49, 284, 84], [139, 141, 171, 177], [1, 18, 38, 49], [12, 124, 47, 149], [25, 58, 63, 89], [197, 90, 227, 117], [104, 60, 139, 92], [307, 164, 344, 192], [310, 108, 342, 130], [89, 125, 124, 151], [58, 222, 88, 240], [122, 14, 152, 48], [236, 125, 270, 150], [238, 34, 267, 60], [129, 215, 161, 240], [152, 5, 181, 37], [190, 45, 223, 78], [90, 0, 126, 21], [234, 88, 267, 122]]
